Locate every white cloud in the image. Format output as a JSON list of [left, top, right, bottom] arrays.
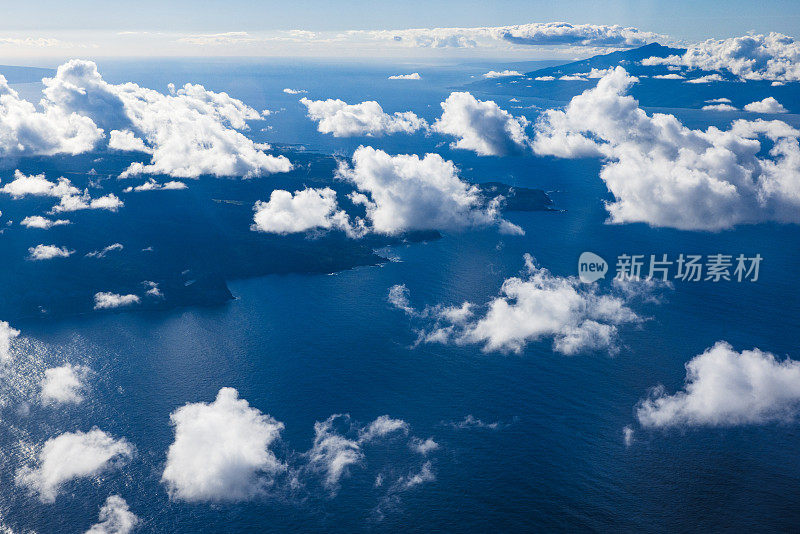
[[0, 75, 103, 157], [534, 76, 555, 81], [16, 429, 133, 503], [705, 97, 732, 103], [395, 461, 435, 490], [637, 342, 800, 427], [300, 97, 427, 137], [306, 413, 410, 492], [482, 70, 522, 78], [42, 59, 292, 178], [251, 187, 353, 235], [432, 92, 530, 156], [20, 216, 71, 229], [623, 425, 634, 446], [388, 72, 421, 80], [559, 74, 587, 81], [108, 129, 151, 152], [0, 321, 20, 362], [701, 103, 738, 112], [532, 66, 800, 230], [336, 146, 520, 235], [684, 73, 725, 84], [122, 179, 188, 192], [0, 171, 124, 213], [409, 437, 439, 455], [85, 495, 139, 534], [93, 292, 141, 310], [359, 415, 409, 441], [143, 281, 162, 298], [306, 415, 363, 490], [40, 364, 90, 406], [283, 88, 307, 94], [27, 244, 74, 260], [445, 415, 502, 430], [358, 22, 663, 49], [86, 243, 123, 258], [0, 170, 79, 198], [161, 387, 285, 502], [652, 73, 685, 80], [393, 254, 642, 354], [643, 33, 800, 82], [744, 96, 788, 113], [50, 191, 124, 214]]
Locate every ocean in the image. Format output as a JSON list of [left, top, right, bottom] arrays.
[[1, 58, 799, 532]]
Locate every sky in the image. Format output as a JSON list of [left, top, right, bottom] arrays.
[[0, 0, 799, 60]]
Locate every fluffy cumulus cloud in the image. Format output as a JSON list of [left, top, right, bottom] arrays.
[[20, 215, 71, 229], [532, 66, 800, 230], [93, 292, 141, 310], [358, 22, 663, 49], [637, 342, 800, 427], [336, 146, 521, 235], [432, 92, 530, 156], [27, 244, 74, 260], [391, 254, 644, 355], [251, 187, 352, 235], [642, 33, 800, 82], [40, 364, 90, 406], [16, 429, 133, 503], [0, 320, 20, 362], [0, 74, 102, 157], [0, 61, 291, 177], [300, 97, 427, 137], [0, 170, 123, 214], [85, 495, 139, 534], [161, 387, 285, 502], [1, 170, 79, 198], [744, 97, 788, 114]]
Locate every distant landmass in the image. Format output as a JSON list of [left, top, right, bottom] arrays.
[[0, 65, 56, 84], [468, 43, 800, 113], [0, 149, 551, 321]]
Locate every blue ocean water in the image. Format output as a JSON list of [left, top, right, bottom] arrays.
[[2, 59, 800, 532]]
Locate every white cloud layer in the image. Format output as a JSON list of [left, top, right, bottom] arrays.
[[532, 66, 800, 230], [40, 364, 90, 406], [637, 342, 800, 427], [391, 254, 642, 354], [16, 429, 133, 503], [358, 22, 663, 49], [161, 387, 285, 502], [642, 33, 800, 82], [85, 495, 139, 534], [432, 92, 530, 156], [300, 97, 427, 137]]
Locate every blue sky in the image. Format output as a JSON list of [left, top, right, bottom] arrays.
[[3, 0, 799, 37], [0, 0, 799, 59]]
